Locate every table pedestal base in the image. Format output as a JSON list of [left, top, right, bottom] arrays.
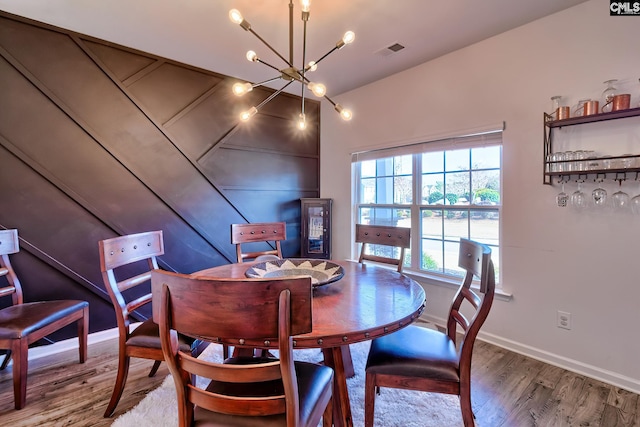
[[322, 346, 353, 427]]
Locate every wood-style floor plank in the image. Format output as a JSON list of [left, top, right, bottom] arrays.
[[0, 339, 170, 426], [0, 335, 637, 426], [603, 388, 640, 426]]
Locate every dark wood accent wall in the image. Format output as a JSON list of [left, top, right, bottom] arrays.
[[0, 12, 320, 342]]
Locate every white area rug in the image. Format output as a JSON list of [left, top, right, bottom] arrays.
[[112, 340, 465, 427]]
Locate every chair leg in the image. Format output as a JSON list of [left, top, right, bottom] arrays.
[[12, 339, 28, 410], [222, 344, 230, 360], [103, 353, 131, 417], [364, 372, 376, 427], [322, 395, 333, 427], [459, 387, 475, 427], [78, 306, 89, 363], [0, 350, 11, 370], [148, 360, 161, 377]]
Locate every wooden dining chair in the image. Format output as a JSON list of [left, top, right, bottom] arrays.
[[231, 222, 286, 263], [151, 270, 334, 427], [364, 238, 495, 427], [99, 230, 207, 417], [0, 229, 89, 410], [356, 224, 411, 273]]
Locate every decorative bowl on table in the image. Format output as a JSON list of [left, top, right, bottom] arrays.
[[245, 258, 344, 287]]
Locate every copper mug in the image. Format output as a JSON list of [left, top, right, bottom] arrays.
[[557, 106, 570, 120], [584, 100, 599, 116], [602, 94, 631, 112]]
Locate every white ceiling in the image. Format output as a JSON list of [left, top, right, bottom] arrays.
[[0, 0, 589, 96]]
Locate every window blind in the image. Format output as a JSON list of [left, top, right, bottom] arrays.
[[351, 122, 505, 163]]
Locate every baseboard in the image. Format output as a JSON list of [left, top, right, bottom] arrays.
[[421, 313, 640, 395]]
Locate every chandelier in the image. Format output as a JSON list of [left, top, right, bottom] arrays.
[[228, 0, 354, 130]]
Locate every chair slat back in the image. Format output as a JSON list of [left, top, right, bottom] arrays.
[[447, 238, 495, 364], [0, 229, 23, 305], [98, 231, 164, 328], [151, 271, 312, 339], [151, 270, 312, 423], [356, 224, 411, 272], [99, 231, 164, 271], [231, 222, 286, 263]]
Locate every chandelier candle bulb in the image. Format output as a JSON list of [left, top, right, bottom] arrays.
[[246, 51, 258, 62], [232, 82, 253, 96], [297, 113, 307, 130], [335, 104, 353, 121], [229, 9, 251, 31], [240, 107, 257, 122], [228, 9, 243, 24], [308, 82, 326, 97], [340, 31, 356, 47]]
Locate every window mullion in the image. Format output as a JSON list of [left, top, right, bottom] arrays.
[[412, 154, 421, 269]]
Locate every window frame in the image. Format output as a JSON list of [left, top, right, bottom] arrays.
[[352, 130, 503, 287]]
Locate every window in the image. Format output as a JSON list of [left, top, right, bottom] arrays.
[[353, 130, 502, 283]]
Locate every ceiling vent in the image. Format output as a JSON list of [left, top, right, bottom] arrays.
[[375, 42, 406, 57]]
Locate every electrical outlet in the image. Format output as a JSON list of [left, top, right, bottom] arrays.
[[557, 311, 572, 330]]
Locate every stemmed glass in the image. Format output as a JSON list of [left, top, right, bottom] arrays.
[[611, 189, 630, 212], [631, 194, 640, 215], [571, 182, 588, 211], [592, 184, 608, 208], [602, 79, 618, 113], [556, 181, 568, 208]]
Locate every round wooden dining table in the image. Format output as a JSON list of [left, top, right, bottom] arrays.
[[192, 259, 426, 427]]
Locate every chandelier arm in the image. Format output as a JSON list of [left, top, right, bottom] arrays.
[[306, 46, 340, 72], [323, 95, 337, 107], [256, 58, 285, 74], [252, 76, 283, 88], [323, 95, 352, 121], [248, 28, 293, 67], [255, 80, 295, 111]]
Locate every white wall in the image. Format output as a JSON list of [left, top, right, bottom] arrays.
[[321, 0, 640, 393]]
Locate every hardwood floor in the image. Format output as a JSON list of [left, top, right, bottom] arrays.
[[0, 337, 637, 426], [0, 339, 170, 427]]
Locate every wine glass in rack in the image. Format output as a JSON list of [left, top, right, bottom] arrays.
[[611, 189, 630, 212], [631, 193, 640, 215], [556, 181, 568, 208], [592, 184, 608, 208], [571, 182, 588, 211]]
